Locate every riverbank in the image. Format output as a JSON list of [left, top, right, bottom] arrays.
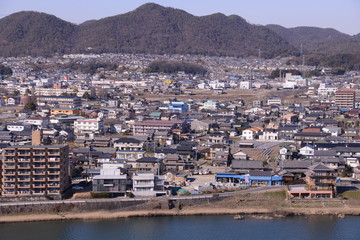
[[2, 190, 360, 223], [2, 205, 360, 223]]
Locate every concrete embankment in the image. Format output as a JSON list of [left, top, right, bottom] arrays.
[[1, 189, 360, 223]]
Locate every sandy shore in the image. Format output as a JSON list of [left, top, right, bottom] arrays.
[[1, 206, 360, 223]]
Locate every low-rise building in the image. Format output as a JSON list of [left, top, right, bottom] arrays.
[[74, 118, 105, 136], [92, 169, 127, 196], [37, 96, 81, 108], [132, 173, 165, 196]]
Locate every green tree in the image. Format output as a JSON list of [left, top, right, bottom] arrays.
[[13, 90, 20, 96], [0, 64, 13, 76], [332, 68, 346, 75], [25, 88, 32, 96], [24, 102, 37, 111], [82, 91, 91, 100]]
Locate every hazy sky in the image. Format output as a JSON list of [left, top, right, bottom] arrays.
[[1, 0, 360, 35]]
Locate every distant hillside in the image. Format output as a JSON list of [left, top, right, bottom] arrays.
[[0, 3, 359, 62], [0, 11, 76, 56], [0, 3, 295, 58], [266, 24, 360, 55], [73, 3, 295, 58]]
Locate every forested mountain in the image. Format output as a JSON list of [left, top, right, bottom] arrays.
[[0, 11, 76, 56], [266, 24, 360, 55], [0, 3, 294, 58], [0, 3, 359, 62]]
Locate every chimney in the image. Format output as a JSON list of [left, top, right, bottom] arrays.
[[32, 129, 42, 145]]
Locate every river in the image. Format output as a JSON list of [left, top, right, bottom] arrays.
[[0, 215, 359, 240]]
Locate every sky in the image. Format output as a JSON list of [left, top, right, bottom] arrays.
[[1, 0, 360, 35]]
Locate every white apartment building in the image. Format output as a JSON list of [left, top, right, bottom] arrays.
[[132, 173, 165, 196], [267, 97, 282, 106], [239, 81, 252, 90], [200, 100, 219, 111], [317, 83, 338, 96], [23, 117, 49, 127], [74, 118, 104, 135]]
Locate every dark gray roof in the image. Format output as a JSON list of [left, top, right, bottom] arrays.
[[249, 171, 272, 176], [283, 160, 312, 169], [309, 163, 334, 171], [232, 160, 264, 170], [136, 157, 160, 163], [314, 150, 337, 157], [114, 138, 141, 144]]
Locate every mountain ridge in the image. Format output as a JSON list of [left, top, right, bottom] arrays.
[[0, 3, 358, 58]]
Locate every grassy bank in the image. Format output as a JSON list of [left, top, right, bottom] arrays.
[[1, 190, 360, 223]]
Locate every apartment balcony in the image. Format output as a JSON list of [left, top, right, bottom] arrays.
[[18, 171, 31, 176], [33, 151, 46, 156], [4, 178, 16, 182], [3, 171, 16, 176], [33, 164, 46, 169], [33, 177, 46, 182], [2, 191, 16, 196], [33, 184, 47, 188], [48, 151, 60, 156], [48, 183, 60, 188], [4, 151, 16, 156], [18, 158, 31, 163], [18, 184, 31, 189], [133, 183, 154, 188], [17, 151, 31, 156], [33, 158, 46, 163], [18, 164, 31, 169], [3, 184, 16, 189], [48, 189, 60, 194], [48, 164, 60, 169], [32, 190, 46, 195], [17, 191, 32, 196], [33, 170, 46, 175], [3, 164, 16, 169], [17, 177, 31, 182], [3, 158, 16, 163], [48, 157, 60, 162], [47, 171, 60, 175], [47, 177, 60, 181]]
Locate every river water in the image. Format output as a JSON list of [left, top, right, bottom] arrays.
[[0, 215, 359, 240]]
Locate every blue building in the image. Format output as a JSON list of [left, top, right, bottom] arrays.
[[215, 172, 282, 186], [169, 101, 189, 112]]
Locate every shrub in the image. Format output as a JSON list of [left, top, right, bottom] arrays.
[[340, 191, 360, 200], [90, 192, 111, 199]]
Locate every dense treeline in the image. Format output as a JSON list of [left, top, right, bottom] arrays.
[[306, 54, 360, 71], [0, 64, 13, 76], [64, 62, 118, 74], [144, 61, 207, 74]]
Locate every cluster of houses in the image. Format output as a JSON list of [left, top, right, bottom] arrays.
[[1, 53, 360, 200]]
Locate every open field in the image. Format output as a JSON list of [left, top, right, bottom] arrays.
[[142, 88, 307, 105]]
